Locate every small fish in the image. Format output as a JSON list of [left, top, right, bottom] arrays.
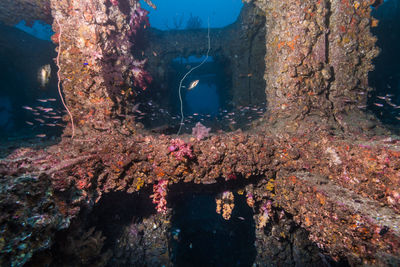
[[187, 80, 199, 90], [47, 98, 57, 101], [152, 51, 158, 57], [38, 64, 51, 88], [25, 121, 34, 125], [45, 123, 56, 127], [132, 103, 140, 113], [373, 103, 384, 107], [396, 117, 400, 120], [377, 96, 386, 100], [22, 106, 34, 110], [237, 216, 245, 221], [42, 108, 54, 113], [37, 99, 48, 103], [51, 116, 62, 119], [36, 134, 46, 138], [34, 118, 45, 123]]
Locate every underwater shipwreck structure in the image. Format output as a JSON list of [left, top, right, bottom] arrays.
[[1, 0, 400, 266]]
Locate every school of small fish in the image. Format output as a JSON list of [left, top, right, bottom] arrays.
[[133, 98, 267, 134], [22, 98, 66, 138], [370, 91, 400, 121], [20, 82, 399, 139]]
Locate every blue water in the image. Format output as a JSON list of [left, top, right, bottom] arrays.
[[140, 0, 243, 30], [186, 82, 220, 116], [15, 20, 53, 41]]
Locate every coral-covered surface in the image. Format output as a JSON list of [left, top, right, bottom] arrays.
[[49, 0, 154, 137], [0, 164, 70, 266], [0, 0, 51, 26], [258, 0, 380, 133], [0, 0, 400, 266], [1, 128, 400, 265]]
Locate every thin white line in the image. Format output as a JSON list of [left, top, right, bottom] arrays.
[[177, 18, 211, 135], [56, 18, 75, 139]]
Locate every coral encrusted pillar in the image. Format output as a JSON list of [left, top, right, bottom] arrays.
[[328, 0, 380, 125], [50, 0, 151, 137], [256, 0, 379, 131]]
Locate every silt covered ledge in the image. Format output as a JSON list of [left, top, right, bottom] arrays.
[[1, 0, 400, 266]]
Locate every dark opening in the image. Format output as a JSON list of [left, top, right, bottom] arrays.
[[134, 50, 266, 135], [84, 191, 157, 266], [40, 187, 256, 266], [369, 0, 400, 128], [170, 56, 221, 117], [169, 191, 256, 266], [131, 3, 267, 136], [134, 53, 237, 135], [0, 23, 64, 147]]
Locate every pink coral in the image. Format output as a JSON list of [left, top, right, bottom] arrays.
[[109, 0, 118, 6], [131, 60, 152, 90], [128, 6, 150, 37], [192, 122, 211, 141], [127, 5, 152, 90], [258, 200, 273, 228], [100, 2, 152, 92], [169, 139, 194, 160], [150, 179, 168, 214]]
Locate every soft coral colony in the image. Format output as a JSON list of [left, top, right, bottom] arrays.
[[48, 0, 155, 138], [0, 0, 400, 266]]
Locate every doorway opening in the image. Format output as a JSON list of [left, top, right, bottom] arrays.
[[369, 0, 400, 128]]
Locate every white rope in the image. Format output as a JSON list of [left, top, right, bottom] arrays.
[[56, 18, 75, 139], [177, 19, 211, 135]]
